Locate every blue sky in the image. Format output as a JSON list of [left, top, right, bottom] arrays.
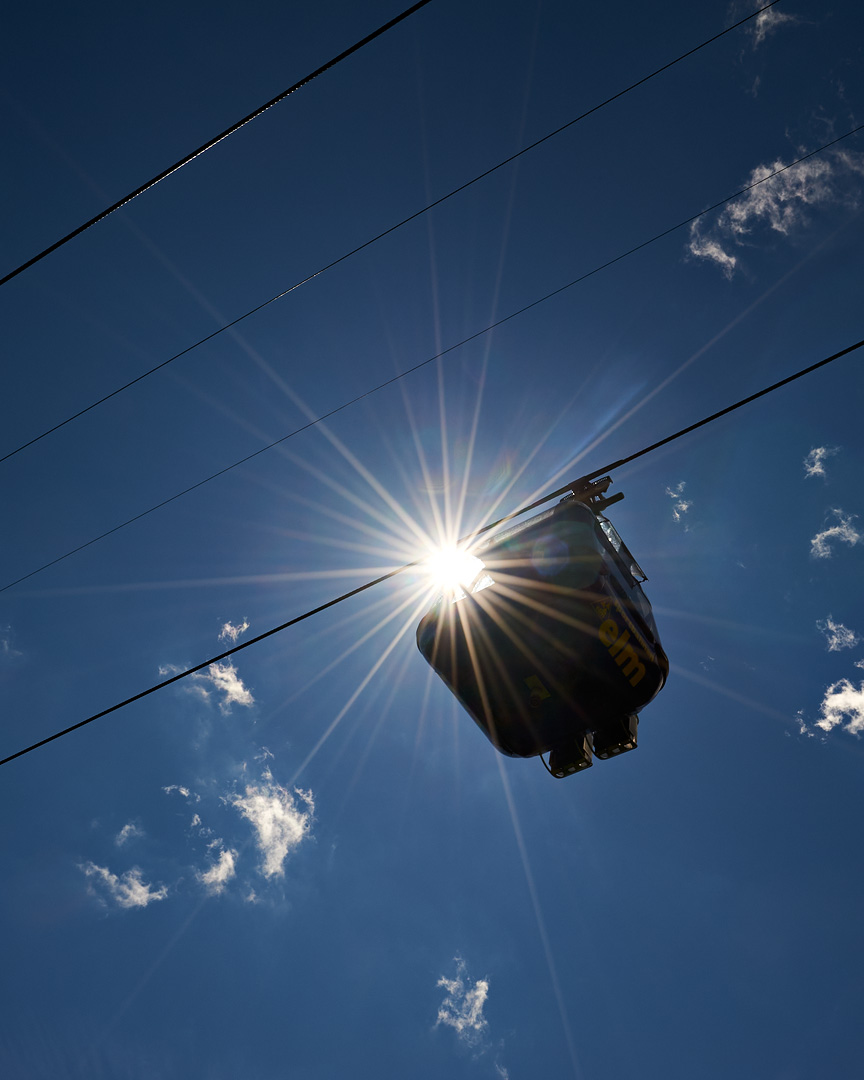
[[2, 1, 864, 1077]]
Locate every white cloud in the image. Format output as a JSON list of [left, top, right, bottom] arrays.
[[686, 234, 737, 277], [665, 481, 691, 524], [158, 663, 210, 705], [817, 616, 860, 652], [230, 769, 314, 879], [219, 620, 250, 643], [197, 848, 238, 895], [159, 659, 254, 713], [804, 446, 839, 478], [115, 822, 143, 847], [810, 509, 863, 559], [856, 659, 864, 670], [816, 678, 864, 735], [162, 784, 199, 801], [194, 661, 254, 714], [749, 6, 799, 48], [688, 149, 864, 276], [80, 862, 168, 909], [436, 958, 490, 1046]]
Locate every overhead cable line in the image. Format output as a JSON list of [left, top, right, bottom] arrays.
[[465, 336, 864, 531], [0, 0, 434, 289], [3, 332, 861, 769], [0, 0, 784, 465], [2, 121, 860, 596]]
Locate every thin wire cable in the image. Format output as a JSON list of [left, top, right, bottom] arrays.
[[2, 332, 861, 767], [0, 564, 418, 767], [0, 0, 434, 289], [586, 338, 864, 477], [0, 0, 783, 465], [461, 336, 864, 539], [2, 122, 860, 595]]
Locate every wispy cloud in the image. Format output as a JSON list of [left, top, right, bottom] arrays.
[[98, 755, 311, 905], [804, 446, 839, 478], [219, 619, 250, 643], [688, 149, 864, 277], [158, 663, 209, 705], [159, 660, 254, 713], [665, 481, 691, 524], [817, 616, 860, 652], [230, 769, 314, 879], [162, 784, 199, 801], [436, 958, 490, 1046], [687, 234, 737, 277], [80, 862, 168, 909], [0, 624, 23, 660], [748, 5, 799, 48], [816, 678, 864, 735], [810, 509, 863, 559], [199, 661, 254, 713], [197, 848, 238, 895], [115, 822, 144, 847]]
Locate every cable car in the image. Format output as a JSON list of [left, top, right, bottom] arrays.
[[416, 477, 668, 777]]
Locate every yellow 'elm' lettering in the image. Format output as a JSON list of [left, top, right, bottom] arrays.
[[597, 614, 645, 686], [599, 619, 618, 647]]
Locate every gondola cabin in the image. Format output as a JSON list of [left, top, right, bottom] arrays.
[[416, 478, 668, 777]]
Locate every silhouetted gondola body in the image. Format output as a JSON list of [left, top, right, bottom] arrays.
[[417, 478, 668, 777]]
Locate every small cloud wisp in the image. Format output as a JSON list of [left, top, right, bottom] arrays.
[[200, 661, 255, 713], [230, 769, 314, 879], [748, 5, 799, 48], [817, 616, 860, 652], [665, 481, 691, 524], [115, 822, 144, 847], [159, 660, 255, 714], [810, 509, 863, 559], [197, 848, 239, 895], [219, 620, 250, 643], [436, 957, 490, 1046], [688, 149, 864, 277], [804, 446, 839, 479], [80, 862, 168, 909], [162, 784, 199, 801]]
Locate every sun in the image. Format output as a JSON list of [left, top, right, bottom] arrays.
[[424, 546, 486, 596]]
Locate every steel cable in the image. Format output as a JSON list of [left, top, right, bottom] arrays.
[[2, 331, 861, 767]]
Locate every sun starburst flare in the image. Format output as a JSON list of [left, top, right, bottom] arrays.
[[423, 548, 487, 596]]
